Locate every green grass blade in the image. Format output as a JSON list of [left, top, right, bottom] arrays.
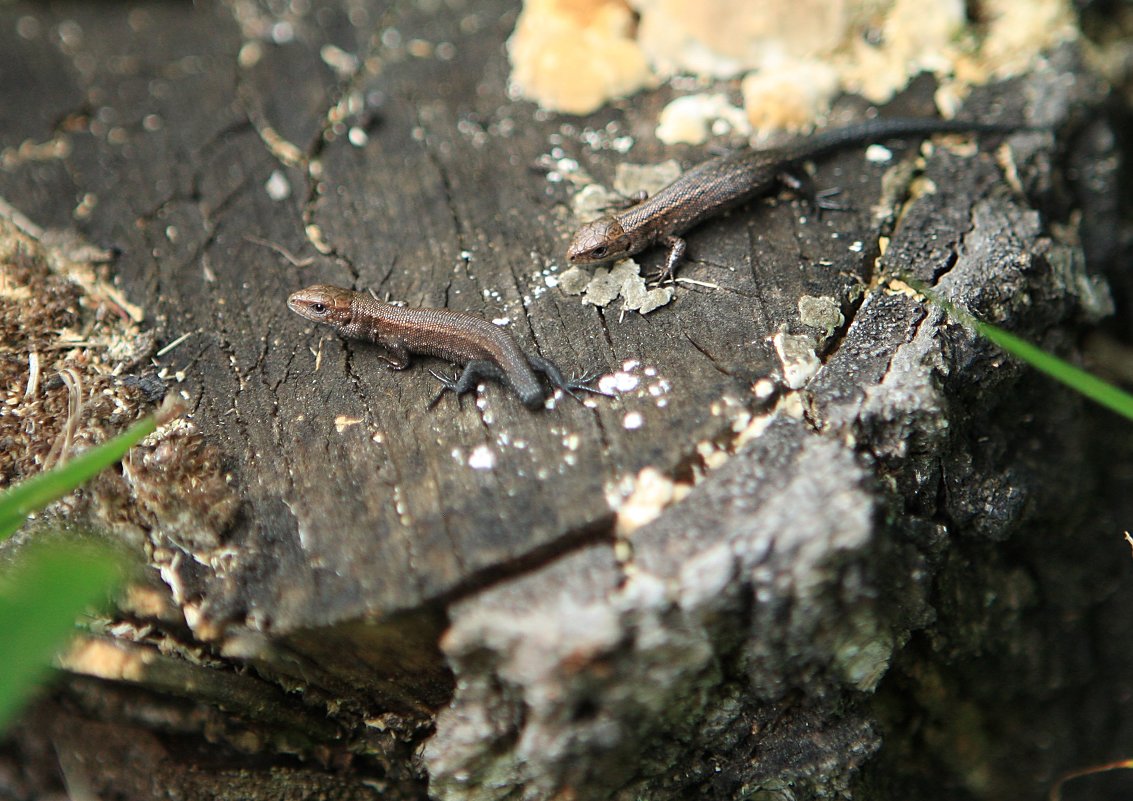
[[908, 279, 1133, 423], [972, 321, 1133, 422], [0, 543, 123, 729], [0, 416, 156, 541]]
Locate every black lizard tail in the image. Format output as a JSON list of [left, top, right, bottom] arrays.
[[778, 117, 1032, 163]]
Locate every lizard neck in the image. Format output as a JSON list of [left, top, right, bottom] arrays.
[[346, 291, 396, 343]]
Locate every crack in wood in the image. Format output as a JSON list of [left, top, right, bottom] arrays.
[[681, 331, 733, 378], [432, 513, 617, 609]]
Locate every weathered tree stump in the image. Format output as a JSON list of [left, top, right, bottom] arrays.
[[1, 2, 1131, 800]]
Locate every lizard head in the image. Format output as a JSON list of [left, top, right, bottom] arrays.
[[287, 284, 354, 327], [567, 217, 632, 265]]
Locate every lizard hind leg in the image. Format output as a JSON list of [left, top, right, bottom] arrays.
[[426, 370, 461, 409], [528, 355, 611, 404], [778, 170, 848, 217], [427, 360, 509, 410]]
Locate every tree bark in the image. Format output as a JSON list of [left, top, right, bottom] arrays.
[[1, 2, 1130, 800]]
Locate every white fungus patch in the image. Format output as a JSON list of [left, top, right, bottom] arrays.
[[656, 93, 751, 145], [265, 170, 291, 201], [334, 415, 363, 432], [612, 467, 684, 536], [865, 143, 894, 163], [348, 127, 369, 147], [467, 444, 496, 470], [772, 331, 821, 389]]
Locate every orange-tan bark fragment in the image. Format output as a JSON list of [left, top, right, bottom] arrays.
[[507, 0, 653, 115]]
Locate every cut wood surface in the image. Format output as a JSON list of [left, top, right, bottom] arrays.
[[2, 2, 1130, 800], [4, 0, 941, 625]]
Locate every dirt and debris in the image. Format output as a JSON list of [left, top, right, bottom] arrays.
[[0, 210, 239, 557], [0, 214, 153, 485], [560, 260, 674, 314], [510, 0, 1077, 126], [91, 421, 241, 555]]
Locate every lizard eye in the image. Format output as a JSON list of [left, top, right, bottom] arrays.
[[310, 302, 327, 314], [590, 246, 608, 259]]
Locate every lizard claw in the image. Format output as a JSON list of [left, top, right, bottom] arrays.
[[813, 186, 848, 214], [563, 370, 614, 400], [645, 266, 676, 288], [426, 369, 460, 410]]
